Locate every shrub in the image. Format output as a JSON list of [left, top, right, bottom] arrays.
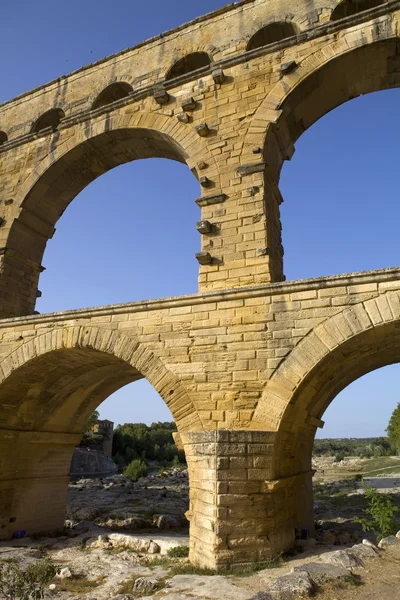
[[353, 483, 398, 540], [0, 558, 58, 600], [172, 455, 181, 468], [334, 452, 345, 462], [167, 545, 189, 558], [124, 459, 148, 481]]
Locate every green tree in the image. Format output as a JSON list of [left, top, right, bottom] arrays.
[[83, 409, 100, 434], [386, 403, 400, 455]]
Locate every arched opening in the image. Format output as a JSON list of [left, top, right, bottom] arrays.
[[7, 125, 201, 315], [92, 82, 133, 110], [272, 317, 400, 544], [263, 39, 400, 280], [246, 22, 298, 51], [331, 0, 387, 21], [31, 108, 65, 133], [0, 330, 198, 540], [0, 131, 8, 146], [35, 158, 200, 312], [165, 52, 211, 80]]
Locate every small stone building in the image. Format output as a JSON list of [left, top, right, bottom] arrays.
[[92, 419, 114, 458]]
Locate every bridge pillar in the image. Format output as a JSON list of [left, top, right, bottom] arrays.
[[182, 430, 295, 569], [0, 430, 80, 540]]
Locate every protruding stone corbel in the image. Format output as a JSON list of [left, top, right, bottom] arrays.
[[195, 193, 227, 207], [196, 252, 213, 265], [196, 220, 213, 234], [237, 162, 266, 176], [199, 176, 211, 188], [212, 69, 226, 84], [306, 416, 325, 429], [280, 61, 298, 76], [153, 87, 170, 105], [182, 97, 197, 111], [263, 470, 314, 493], [195, 123, 210, 137], [177, 112, 190, 123]]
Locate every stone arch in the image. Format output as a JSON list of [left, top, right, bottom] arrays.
[[31, 108, 65, 133], [254, 292, 400, 468], [91, 81, 133, 110], [0, 324, 201, 543], [165, 52, 212, 80], [5, 109, 218, 316], [0, 325, 201, 433], [243, 29, 399, 177], [246, 21, 298, 51], [331, 0, 387, 21], [254, 292, 400, 537], [0, 131, 8, 146]]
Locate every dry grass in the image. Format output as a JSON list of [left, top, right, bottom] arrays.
[[55, 574, 105, 594]]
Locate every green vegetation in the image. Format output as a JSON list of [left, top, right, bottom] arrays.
[[0, 558, 58, 600], [359, 457, 400, 477], [167, 545, 190, 558], [353, 483, 399, 540], [386, 403, 400, 455], [112, 422, 186, 468], [148, 553, 283, 576], [124, 459, 148, 481], [83, 410, 100, 434], [313, 437, 394, 458]]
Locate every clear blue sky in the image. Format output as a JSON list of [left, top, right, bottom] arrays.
[[1, 1, 399, 438]]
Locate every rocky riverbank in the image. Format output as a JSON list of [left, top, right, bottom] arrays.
[[1, 466, 400, 599], [67, 469, 189, 531]]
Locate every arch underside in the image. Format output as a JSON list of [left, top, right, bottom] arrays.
[[0, 326, 201, 434], [0, 348, 141, 433], [266, 38, 400, 181], [274, 318, 400, 477], [291, 320, 400, 426]]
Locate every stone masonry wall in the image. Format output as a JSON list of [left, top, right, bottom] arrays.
[[0, 269, 400, 564]]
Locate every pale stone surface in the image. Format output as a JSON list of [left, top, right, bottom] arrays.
[[378, 536, 400, 548], [350, 543, 380, 560], [291, 562, 351, 585], [322, 549, 364, 569], [56, 567, 72, 579], [266, 572, 314, 599]]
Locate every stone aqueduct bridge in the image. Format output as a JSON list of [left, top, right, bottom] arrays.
[[1, 0, 400, 569]]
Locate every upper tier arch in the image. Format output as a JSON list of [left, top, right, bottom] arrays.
[[31, 108, 65, 133], [246, 22, 298, 51], [165, 52, 212, 80], [92, 82, 133, 110], [331, 0, 387, 20]]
